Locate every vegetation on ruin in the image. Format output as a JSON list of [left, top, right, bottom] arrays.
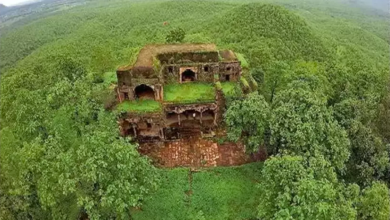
[[240, 76, 251, 92], [220, 82, 242, 98], [235, 53, 249, 69], [164, 83, 216, 104], [0, 0, 389, 219], [116, 100, 162, 113]]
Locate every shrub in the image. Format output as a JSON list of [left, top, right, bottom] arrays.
[[166, 28, 186, 43]]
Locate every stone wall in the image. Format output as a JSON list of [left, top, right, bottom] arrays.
[[157, 51, 219, 64], [161, 62, 218, 84], [117, 69, 132, 86], [130, 78, 160, 86], [131, 66, 156, 78], [218, 61, 241, 82], [116, 85, 134, 102]]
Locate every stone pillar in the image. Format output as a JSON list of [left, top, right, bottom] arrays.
[[154, 88, 158, 101], [160, 86, 164, 101], [117, 88, 124, 103], [213, 110, 217, 126], [128, 87, 135, 101], [160, 128, 164, 140], [132, 125, 137, 137]]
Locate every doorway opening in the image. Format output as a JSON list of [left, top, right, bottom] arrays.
[[181, 69, 196, 82], [134, 84, 155, 100]]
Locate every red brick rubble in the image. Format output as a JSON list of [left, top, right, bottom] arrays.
[[138, 137, 267, 168]]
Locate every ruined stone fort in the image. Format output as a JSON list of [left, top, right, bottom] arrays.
[[115, 43, 243, 142]]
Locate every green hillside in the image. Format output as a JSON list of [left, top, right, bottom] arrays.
[[0, 0, 389, 219], [206, 4, 329, 64]]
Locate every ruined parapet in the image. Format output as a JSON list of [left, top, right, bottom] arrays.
[[157, 51, 219, 64]]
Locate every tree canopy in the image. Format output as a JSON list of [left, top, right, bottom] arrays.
[[166, 28, 186, 43], [269, 84, 350, 170], [0, 56, 159, 219], [225, 93, 270, 152], [258, 155, 359, 220]]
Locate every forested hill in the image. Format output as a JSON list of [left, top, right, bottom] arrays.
[[0, 0, 389, 219], [206, 4, 330, 66]]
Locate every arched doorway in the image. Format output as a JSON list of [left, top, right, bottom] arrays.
[[134, 84, 155, 100], [181, 69, 196, 82]]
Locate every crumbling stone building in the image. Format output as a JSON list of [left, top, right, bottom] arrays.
[[115, 44, 242, 141]]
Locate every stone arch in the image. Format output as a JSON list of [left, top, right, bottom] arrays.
[[134, 84, 155, 100], [181, 69, 196, 82]]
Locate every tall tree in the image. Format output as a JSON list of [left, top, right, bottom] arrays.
[[224, 93, 270, 152], [0, 71, 159, 219], [269, 83, 350, 170], [334, 98, 389, 185], [258, 155, 359, 220], [262, 61, 290, 103], [165, 28, 186, 43], [357, 181, 390, 220]]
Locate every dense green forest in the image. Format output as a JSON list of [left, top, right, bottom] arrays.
[[0, 0, 389, 219]]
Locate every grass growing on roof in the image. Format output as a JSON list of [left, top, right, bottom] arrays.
[[164, 83, 215, 103], [116, 100, 161, 113], [221, 82, 242, 97]]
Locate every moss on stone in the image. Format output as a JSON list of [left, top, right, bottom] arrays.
[[164, 83, 215, 103], [236, 53, 249, 69], [116, 100, 162, 113], [240, 76, 250, 92], [221, 82, 242, 97]]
